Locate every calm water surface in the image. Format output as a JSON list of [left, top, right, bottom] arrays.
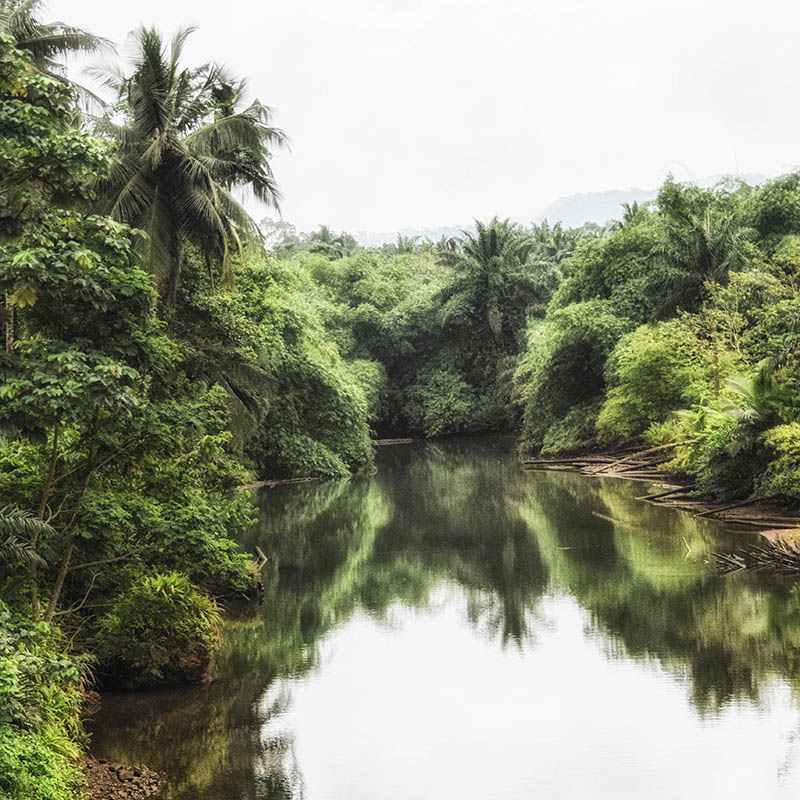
[[90, 437, 800, 799]]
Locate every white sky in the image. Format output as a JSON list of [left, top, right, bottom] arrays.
[[51, 0, 800, 233]]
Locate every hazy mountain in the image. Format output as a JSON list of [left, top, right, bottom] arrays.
[[313, 173, 778, 246], [533, 187, 658, 228], [532, 172, 773, 228]]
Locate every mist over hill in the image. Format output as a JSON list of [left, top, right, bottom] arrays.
[[532, 173, 772, 228], [354, 225, 469, 248], [301, 173, 777, 247]]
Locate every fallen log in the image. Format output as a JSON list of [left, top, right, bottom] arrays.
[[694, 496, 768, 519], [588, 440, 698, 474], [637, 485, 696, 501], [722, 518, 786, 529], [242, 477, 320, 489]]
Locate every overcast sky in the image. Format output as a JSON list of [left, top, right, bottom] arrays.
[[51, 0, 800, 233]]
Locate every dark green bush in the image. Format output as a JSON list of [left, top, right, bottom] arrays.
[[95, 572, 222, 688]]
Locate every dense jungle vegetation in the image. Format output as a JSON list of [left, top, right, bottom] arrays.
[[3, 2, 800, 798]]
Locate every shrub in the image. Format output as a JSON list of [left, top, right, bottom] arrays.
[[597, 320, 708, 443], [95, 572, 222, 688], [691, 416, 770, 499], [402, 366, 480, 437], [516, 301, 631, 453], [540, 401, 603, 455]]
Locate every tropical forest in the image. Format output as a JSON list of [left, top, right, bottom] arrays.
[[4, 3, 800, 800]]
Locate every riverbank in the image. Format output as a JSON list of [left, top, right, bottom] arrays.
[[521, 449, 800, 533]]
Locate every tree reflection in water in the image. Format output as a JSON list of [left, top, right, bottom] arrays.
[[89, 436, 800, 799]]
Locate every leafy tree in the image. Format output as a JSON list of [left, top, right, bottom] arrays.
[[516, 301, 631, 453], [0, 0, 108, 102]]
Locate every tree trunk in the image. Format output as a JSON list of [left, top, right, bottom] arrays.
[[43, 410, 100, 620], [166, 230, 183, 309], [4, 293, 13, 354], [44, 538, 73, 623], [31, 426, 60, 620]]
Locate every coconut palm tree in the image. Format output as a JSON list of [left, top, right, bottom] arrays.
[[91, 26, 287, 306], [0, 0, 109, 100], [307, 225, 357, 258]]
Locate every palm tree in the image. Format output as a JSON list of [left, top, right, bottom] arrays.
[[0, 0, 109, 101], [649, 179, 754, 318], [723, 361, 788, 426], [530, 219, 582, 263], [394, 234, 419, 254], [0, 505, 47, 567], [438, 218, 545, 350], [92, 26, 287, 306], [307, 225, 357, 258]]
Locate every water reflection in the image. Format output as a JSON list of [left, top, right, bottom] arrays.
[[90, 437, 800, 799]]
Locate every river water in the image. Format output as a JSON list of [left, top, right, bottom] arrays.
[[90, 436, 800, 799]]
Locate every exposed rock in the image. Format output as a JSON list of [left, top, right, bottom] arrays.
[[82, 757, 162, 799]]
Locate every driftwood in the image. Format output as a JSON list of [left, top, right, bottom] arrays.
[[637, 485, 696, 501], [375, 438, 414, 446], [715, 537, 800, 574], [241, 477, 320, 489], [587, 440, 698, 475], [253, 546, 268, 572], [519, 445, 800, 531], [694, 496, 767, 519], [723, 516, 800, 529]]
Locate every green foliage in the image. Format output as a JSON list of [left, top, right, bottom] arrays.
[[0, 35, 110, 237], [0, 600, 84, 800], [540, 400, 603, 455], [759, 423, 800, 501], [647, 177, 755, 318], [402, 364, 479, 437], [749, 173, 800, 244], [550, 211, 660, 323], [95, 572, 222, 687], [233, 256, 375, 478], [597, 320, 709, 442], [516, 301, 630, 452], [0, 0, 107, 85], [0, 507, 48, 568]]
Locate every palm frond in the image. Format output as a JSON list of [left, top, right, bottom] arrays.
[[0, 506, 49, 567]]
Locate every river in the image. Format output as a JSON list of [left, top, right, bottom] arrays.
[[89, 436, 800, 799]]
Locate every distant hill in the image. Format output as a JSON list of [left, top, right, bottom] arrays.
[[533, 173, 773, 228], [533, 187, 658, 228], [342, 173, 779, 246]]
